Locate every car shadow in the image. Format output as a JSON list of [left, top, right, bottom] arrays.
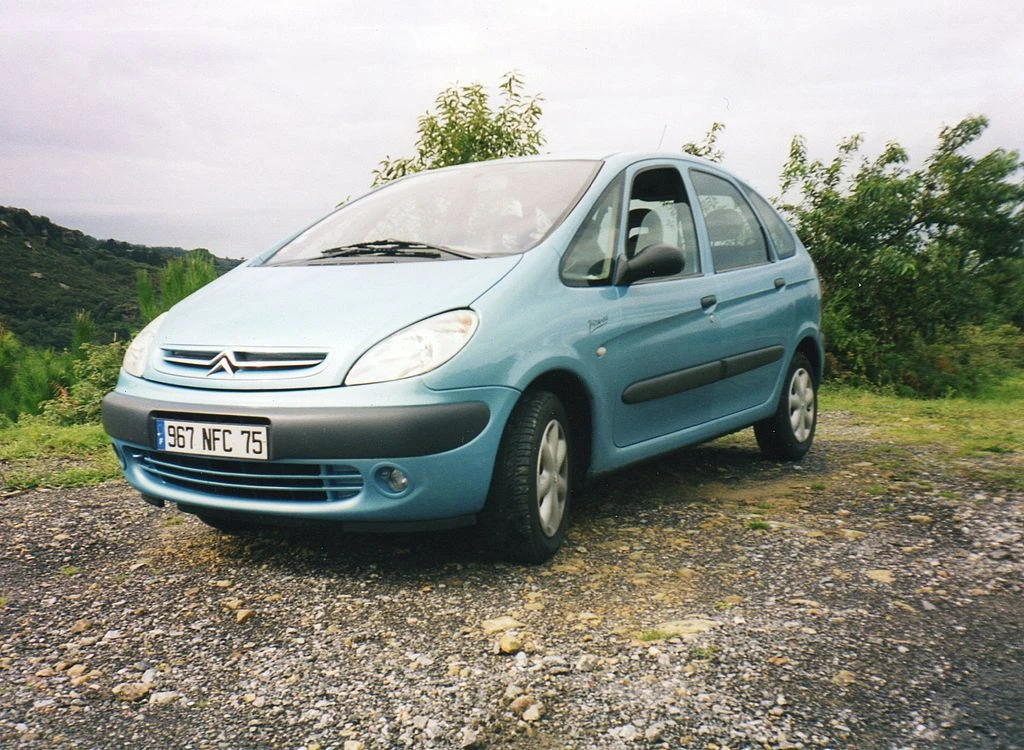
[[193, 434, 830, 576]]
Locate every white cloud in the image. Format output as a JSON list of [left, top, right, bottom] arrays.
[[1, 0, 1021, 256]]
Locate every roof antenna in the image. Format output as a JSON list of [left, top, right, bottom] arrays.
[[656, 124, 667, 150]]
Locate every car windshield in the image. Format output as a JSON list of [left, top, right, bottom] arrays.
[[265, 159, 601, 265]]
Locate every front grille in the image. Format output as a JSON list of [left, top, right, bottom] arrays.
[[135, 451, 362, 502], [159, 348, 328, 378]]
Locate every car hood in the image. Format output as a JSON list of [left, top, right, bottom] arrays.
[[143, 256, 521, 390]]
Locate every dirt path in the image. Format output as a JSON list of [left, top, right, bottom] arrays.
[[1, 411, 1021, 749]]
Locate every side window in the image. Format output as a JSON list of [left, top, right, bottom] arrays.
[[690, 170, 770, 272], [628, 167, 700, 277], [561, 177, 624, 285], [744, 186, 797, 259]]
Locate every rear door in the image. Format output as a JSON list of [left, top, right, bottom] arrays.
[[687, 169, 792, 419]]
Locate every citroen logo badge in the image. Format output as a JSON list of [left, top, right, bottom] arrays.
[[206, 351, 240, 377]]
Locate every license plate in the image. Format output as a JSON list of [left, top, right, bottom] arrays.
[[155, 418, 268, 460]]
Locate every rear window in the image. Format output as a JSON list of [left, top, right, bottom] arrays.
[[690, 170, 770, 272]]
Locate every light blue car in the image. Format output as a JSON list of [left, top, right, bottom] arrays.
[[103, 153, 823, 562]]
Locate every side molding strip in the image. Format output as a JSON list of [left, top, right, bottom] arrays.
[[622, 345, 785, 405]]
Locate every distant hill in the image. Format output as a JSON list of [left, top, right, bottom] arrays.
[[0, 206, 240, 350]]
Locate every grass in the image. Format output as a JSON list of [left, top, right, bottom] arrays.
[[0, 416, 120, 491], [689, 645, 717, 660], [638, 629, 673, 642], [0, 372, 1019, 493], [822, 372, 1023, 491], [821, 373, 1024, 455]]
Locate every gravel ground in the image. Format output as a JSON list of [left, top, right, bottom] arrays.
[[1, 410, 1021, 749]]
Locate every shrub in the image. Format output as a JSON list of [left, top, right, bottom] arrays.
[[40, 341, 126, 425]]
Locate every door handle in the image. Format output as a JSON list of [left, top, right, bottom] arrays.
[[774, 277, 786, 289], [701, 295, 717, 310]]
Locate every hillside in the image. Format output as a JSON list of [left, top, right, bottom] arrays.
[[0, 206, 239, 350]]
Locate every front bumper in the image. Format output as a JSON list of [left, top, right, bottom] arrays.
[[102, 378, 519, 525]]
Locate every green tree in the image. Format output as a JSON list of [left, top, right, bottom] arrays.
[[137, 250, 219, 323], [70, 310, 96, 356], [0, 326, 74, 422], [778, 115, 1024, 395], [372, 71, 545, 186], [682, 121, 726, 163]]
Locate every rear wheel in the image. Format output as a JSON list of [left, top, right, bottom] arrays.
[[481, 390, 572, 563], [754, 352, 817, 460]]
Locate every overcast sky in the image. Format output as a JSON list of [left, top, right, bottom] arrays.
[[2, 0, 1021, 258]]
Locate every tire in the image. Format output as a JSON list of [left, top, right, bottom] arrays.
[[480, 390, 572, 563], [754, 352, 817, 461]]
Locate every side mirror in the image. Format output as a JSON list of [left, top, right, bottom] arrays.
[[613, 244, 684, 285]]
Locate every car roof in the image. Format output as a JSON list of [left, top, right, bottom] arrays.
[[420, 151, 722, 172]]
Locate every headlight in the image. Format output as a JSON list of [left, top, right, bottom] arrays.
[[345, 309, 479, 386], [122, 313, 167, 378]]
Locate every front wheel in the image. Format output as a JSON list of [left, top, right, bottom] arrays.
[[754, 352, 817, 460], [480, 390, 572, 563]]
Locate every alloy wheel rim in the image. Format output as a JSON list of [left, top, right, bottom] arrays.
[[536, 419, 569, 537], [788, 368, 815, 443]]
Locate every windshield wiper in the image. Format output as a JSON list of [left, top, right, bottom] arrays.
[[318, 239, 475, 260]]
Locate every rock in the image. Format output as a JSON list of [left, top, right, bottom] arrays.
[[502, 684, 524, 702], [458, 726, 483, 748], [575, 654, 600, 672], [497, 633, 522, 654], [837, 529, 866, 540], [908, 514, 934, 524], [613, 724, 640, 741], [651, 618, 720, 640], [235, 609, 255, 624], [481, 616, 524, 634], [832, 670, 857, 686], [645, 722, 668, 741], [866, 569, 894, 584], [70, 619, 92, 634], [149, 691, 180, 705], [522, 703, 543, 722], [343, 741, 365, 750], [509, 695, 535, 715], [70, 670, 102, 687], [112, 682, 154, 702]]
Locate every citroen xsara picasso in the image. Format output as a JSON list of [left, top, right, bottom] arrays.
[[103, 153, 823, 562]]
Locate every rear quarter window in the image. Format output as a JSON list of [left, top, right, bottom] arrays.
[[743, 186, 797, 259]]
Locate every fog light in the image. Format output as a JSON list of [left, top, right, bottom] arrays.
[[379, 467, 409, 493]]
